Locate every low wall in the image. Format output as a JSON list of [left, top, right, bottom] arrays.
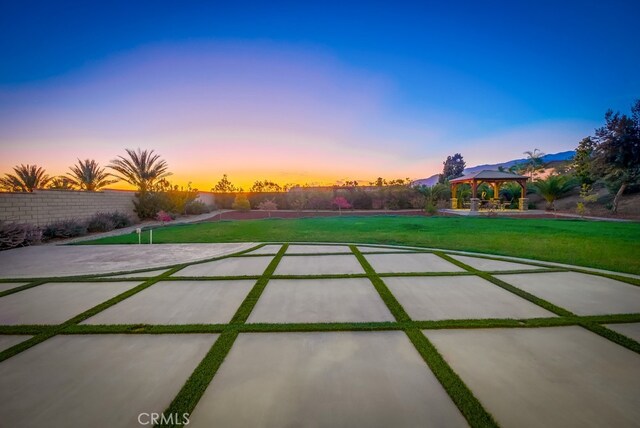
[[0, 190, 137, 227]]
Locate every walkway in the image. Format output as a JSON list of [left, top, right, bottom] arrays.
[[0, 243, 638, 427]]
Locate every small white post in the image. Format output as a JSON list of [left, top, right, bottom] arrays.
[[136, 228, 142, 244], [150, 229, 153, 245]]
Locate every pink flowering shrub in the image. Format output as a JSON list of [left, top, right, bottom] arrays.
[[332, 196, 352, 213], [156, 210, 173, 223]]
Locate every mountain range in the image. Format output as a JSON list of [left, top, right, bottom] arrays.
[[413, 150, 575, 186]]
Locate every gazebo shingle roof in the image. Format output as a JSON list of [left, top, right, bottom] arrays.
[[449, 170, 528, 183]]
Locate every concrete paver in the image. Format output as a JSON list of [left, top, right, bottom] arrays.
[[448, 254, 545, 271], [247, 278, 395, 323], [0, 335, 32, 352], [285, 245, 352, 254], [425, 326, 640, 428], [274, 255, 365, 275], [0, 282, 139, 325], [385, 276, 555, 320], [245, 245, 282, 255], [495, 271, 640, 315], [0, 334, 217, 428], [0, 243, 257, 278], [188, 331, 467, 428], [605, 322, 640, 343], [83, 280, 255, 325], [0, 283, 27, 293], [364, 253, 464, 273], [174, 256, 273, 277]]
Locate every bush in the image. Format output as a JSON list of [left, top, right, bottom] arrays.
[[257, 199, 278, 217], [43, 219, 88, 240], [134, 191, 171, 220], [232, 194, 251, 211], [86, 212, 133, 232], [108, 211, 134, 229], [185, 200, 210, 215], [332, 196, 352, 212], [156, 210, 173, 222], [350, 190, 373, 209], [425, 201, 438, 215], [86, 213, 116, 233], [0, 221, 42, 250]]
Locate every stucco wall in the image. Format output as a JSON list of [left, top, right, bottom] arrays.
[[0, 190, 137, 227]]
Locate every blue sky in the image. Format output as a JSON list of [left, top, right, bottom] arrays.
[[1, 0, 638, 186]]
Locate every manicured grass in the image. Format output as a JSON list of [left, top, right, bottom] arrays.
[[78, 216, 640, 274]]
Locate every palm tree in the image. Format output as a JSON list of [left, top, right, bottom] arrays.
[[108, 149, 171, 192], [48, 176, 76, 190], [0, 164, 51, 192], [523, 149, 546, 180], [531, 174, 578, 210], [67, 159, 117, 191]]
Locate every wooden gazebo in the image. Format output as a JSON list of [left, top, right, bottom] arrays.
[[449, 170, 529, 211]]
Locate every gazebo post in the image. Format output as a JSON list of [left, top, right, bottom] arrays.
[[492, 182, 500, 205], [518, 179, 528, 211], [470, 179, 480, 212], [450, 183, 458, 209]]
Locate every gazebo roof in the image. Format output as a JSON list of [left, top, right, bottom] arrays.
[[449, 170, 528, 183]]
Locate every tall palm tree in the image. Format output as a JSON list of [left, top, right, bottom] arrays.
[[108, 149, 171, 192], [523, 148, 546, 180], [67, 159, 117, 191], [531, 174, 578, 210], [0, 164, 51, 192]]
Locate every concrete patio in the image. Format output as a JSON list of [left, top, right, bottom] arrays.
[[0, 243, 638, 427]]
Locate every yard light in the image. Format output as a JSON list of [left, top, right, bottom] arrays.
[[136, 228, 142, 244]]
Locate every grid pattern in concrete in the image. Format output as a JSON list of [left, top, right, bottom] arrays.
[[0, 242, 638, 427]]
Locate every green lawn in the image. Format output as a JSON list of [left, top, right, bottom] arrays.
[[78, 216, 640, 274]]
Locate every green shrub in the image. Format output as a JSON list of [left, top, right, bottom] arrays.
[[43, 219, 87, 240], [232, 194, 251, 211], [425, 201, 438, 215], [134, 191, 171, 219], [185, 200, 211, 215], [350, 190, 373, 209], [0, 221, 42, 250]]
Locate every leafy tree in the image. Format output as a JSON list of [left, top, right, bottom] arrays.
[[0, 164, 51, 192], [48, 176, 75, 190], [370, 177, 386, 187], [108, 149, 170, 192], [531, 174, 578, 210], [257, 199, 278, 217], [439, 153, 465, 184], [213, 174, 240, 193], [332, 196, 351, 214], [250, 179, 282, 192], [573, 137, 596, 185], [522, 148, 546, 180], [592, 100, 640, 213], [67, 159, 117, 191], [231, 194, 251, 211]]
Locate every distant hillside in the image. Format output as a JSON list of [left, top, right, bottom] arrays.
[[413, 150, 575, 186]]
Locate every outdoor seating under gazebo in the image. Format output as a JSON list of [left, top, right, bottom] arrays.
[[449, 170, 529, 212]]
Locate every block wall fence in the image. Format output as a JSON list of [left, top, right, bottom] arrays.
[[0, 190, 137, 227]]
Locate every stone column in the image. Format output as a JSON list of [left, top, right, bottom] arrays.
[[470, 198, 480, 211], [450, 198, 458, 209], [519, 198, 529, 211]]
